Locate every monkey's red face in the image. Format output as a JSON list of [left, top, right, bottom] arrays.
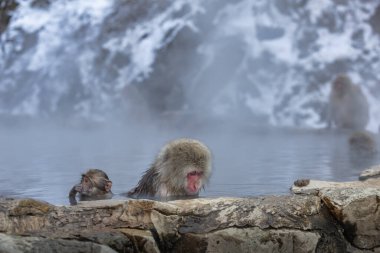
[[74, 176, 94, 195], [186, 170, 204, 195], [333, 77, 351, 97]]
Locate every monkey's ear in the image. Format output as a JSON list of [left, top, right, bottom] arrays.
[[105, 180, 112, 192]]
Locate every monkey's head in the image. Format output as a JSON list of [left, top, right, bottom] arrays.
[[349, 131, 377, 154], [332, 74, 352, 97], [158, 138, 212, 196], [76, 169, 113, 196]]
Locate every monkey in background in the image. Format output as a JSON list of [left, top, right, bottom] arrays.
[[349, 131, 377, 156], [127, 138, 212, 200], [327, 74, 369, 130], [69, 169, 113, 205]]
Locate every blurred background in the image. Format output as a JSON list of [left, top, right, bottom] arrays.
[[1, 0, 380, 204]]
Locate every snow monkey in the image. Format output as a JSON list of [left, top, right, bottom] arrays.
[[69, 169, 113, 205], [349, 131, 377, 155], [327, 74, 369, 130], [127, 138, 212, 199]]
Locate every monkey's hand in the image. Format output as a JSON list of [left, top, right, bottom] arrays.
[[68, 185, 80, 205], [74, 184, 82, 192]]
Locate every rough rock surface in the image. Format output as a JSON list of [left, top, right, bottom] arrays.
[[320, 187, 380, 250], [291, 174, 380, 252], [0, 233, 117, 253], [0, 194, 348, 253], [359, 165, 380, 181], [0, 173, 379, 252]]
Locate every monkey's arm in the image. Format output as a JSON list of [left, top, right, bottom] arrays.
[[68, 184, 81, 205]]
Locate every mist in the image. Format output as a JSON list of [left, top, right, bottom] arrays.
[[1, 0, 380, 204]]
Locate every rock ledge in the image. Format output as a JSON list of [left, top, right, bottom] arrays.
[[0, 174, 379, 252]]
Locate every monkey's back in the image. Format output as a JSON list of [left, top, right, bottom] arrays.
[[127, 138, 212, 199], [127, 166, 159, 198]]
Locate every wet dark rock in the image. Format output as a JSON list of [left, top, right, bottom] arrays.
[[31, 0, 50, 9], [0, 233, 117, 253], [0, 0, 18, 34], [78, 231, 135, 253]]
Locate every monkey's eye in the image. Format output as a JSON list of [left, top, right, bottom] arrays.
[[83, 177, 92, 185], [189, 171, 204, 176]]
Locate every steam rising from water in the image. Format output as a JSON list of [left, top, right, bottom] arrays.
[[0, 0, 202, 121], [1, 0, 380, 129], [1, 0, 380, 204]]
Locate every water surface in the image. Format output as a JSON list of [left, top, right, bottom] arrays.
[[0, 123, 378, 205]]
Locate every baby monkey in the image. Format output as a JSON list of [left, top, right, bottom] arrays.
[[69, 169, 113, 205], [127, 138, 212, 200]]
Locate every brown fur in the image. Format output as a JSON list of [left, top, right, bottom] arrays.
[[293, 179, 310, 187], [69, 168, 113, 205], [127, 138, 212, 199], [327, 74, 369, 130], [349, 131, 377, 155]]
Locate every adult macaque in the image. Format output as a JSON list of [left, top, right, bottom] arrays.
[[69, 169, 113, 205], [327, 74, 369, 130], [127, 138, 212, 199]]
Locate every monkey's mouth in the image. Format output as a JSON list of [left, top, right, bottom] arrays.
[[186, 171, 202, 195], [186, 182, 199, 195]]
